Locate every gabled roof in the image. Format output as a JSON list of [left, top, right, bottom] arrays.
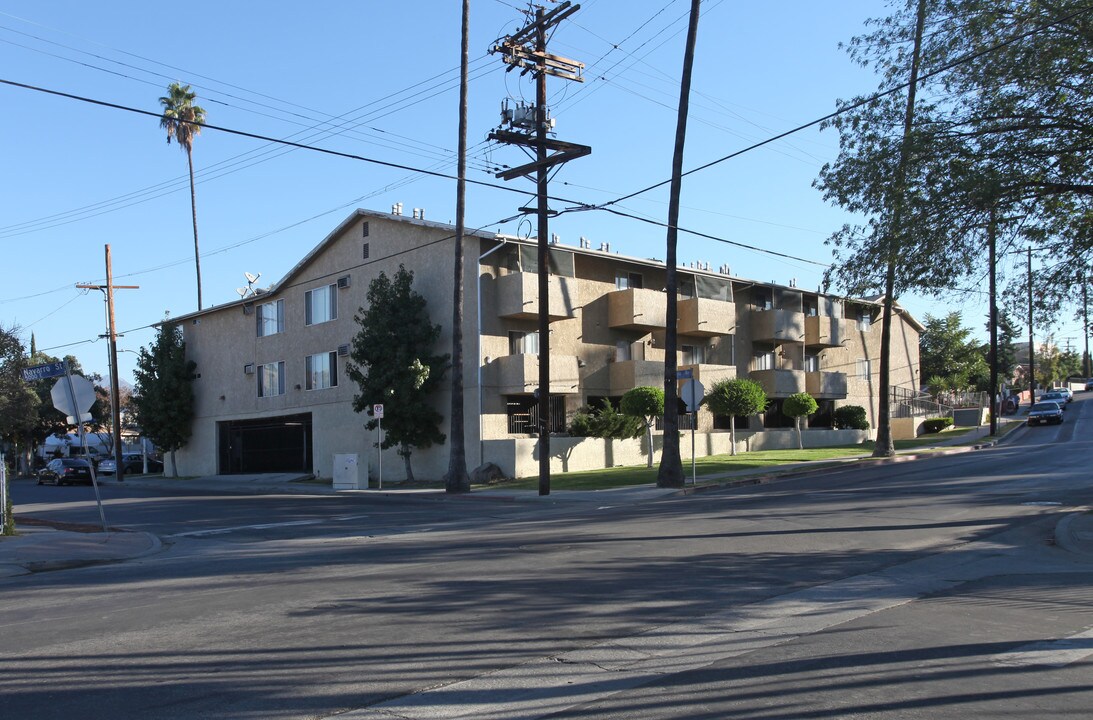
[[168, 208, 498, 324]]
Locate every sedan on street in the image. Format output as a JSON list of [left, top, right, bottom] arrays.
[[1039, 391, 1069, 408], [1027, 401, 1064, 426], [36, 458, 94, 485], [97, 454, 163, 475]]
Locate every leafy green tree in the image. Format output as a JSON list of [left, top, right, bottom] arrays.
[[704, 378, 767, 456], [160, 82, 207, 310], [132, 323, 196, 476], [347, 265, 449, 483], [620, 386, 665, 468], [0, 324, 38, 473], [920, 312, 989, 393], [991, 309, 1020, 387], [783, 392, 818, 450], [1036, 341, 1082, 389]]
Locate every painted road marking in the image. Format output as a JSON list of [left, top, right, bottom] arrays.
[[992, 627, 1093, 668]]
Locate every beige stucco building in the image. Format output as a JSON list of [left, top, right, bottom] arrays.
[[170, 208, 922, 480]]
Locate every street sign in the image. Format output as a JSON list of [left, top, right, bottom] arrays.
[[51, 374, 96, 420], [680, 379, 705, 412], [676, 368, 693, 380], [21, 361, 67, 382], [373, 404, 385, 419]]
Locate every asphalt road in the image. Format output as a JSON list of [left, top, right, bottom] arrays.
[[3, 396, 1091, 719]]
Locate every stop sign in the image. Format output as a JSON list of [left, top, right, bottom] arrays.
[[51, 374, 96, 422]]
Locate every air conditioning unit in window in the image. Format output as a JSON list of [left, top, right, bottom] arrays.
[[337, 275, 351, 289], [337, 344, 350, 357], [244, 363, 255, 375]]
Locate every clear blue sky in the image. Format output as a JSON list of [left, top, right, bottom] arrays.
[[1, 0, 1082, 387]]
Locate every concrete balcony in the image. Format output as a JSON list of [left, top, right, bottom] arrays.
[[750, 369, 806, 397], [492, 353, 580, 395], [804, 315, 845, 348], [750, 309, 805, 343], [608, 359, 663, 395], [679, 363, 736, 386], [608, 288, 667, 331], [496, 272, 577, 322], [805, 370, 848, 398], [679, 297, 734, 337]]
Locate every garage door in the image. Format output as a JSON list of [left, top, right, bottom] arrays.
[[217, 413, 313, 474]]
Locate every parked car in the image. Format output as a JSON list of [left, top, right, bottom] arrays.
[[1086, 378, 1093, 391], [1040, 390, 1069, 408], [36, 458, 94, 485], [1027, 401, 1064, 426], [1055, 387, 1074, 402], [97, 454, 163, 475]]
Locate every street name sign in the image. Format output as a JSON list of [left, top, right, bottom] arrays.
[[21, 361, 67, 382]]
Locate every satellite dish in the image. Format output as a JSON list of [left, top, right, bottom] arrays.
[[244, 271, 261, 284], [236, 287, 250, 298]]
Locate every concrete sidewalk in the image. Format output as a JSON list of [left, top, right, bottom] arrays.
[[0, 526, 161, 578]]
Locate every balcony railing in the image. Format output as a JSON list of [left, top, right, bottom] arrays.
[[608, 288, 667, 331], [805, 370, 848, 398], [678, 297, 734, 337], [750, 309, 805, 343], [804, 315, 845, 348], [679, 363, 736, 386], [608, 359, 663, 395], [750, 368, 806, 396], [496, 272, 576, 322], [491, 353, 580, 395]]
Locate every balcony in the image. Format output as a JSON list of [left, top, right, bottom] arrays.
[[496, 272, 576, 322], [750, 309, 805, 343], [804, 315, 845, 348], [492, 353, 580, 395], [608, 288, 667, 331], [805, 370, 848, 398], [608, 359, 663, 396], [678, 297, 734, 337], [750, 369, 806, 397], [679, 363, 736, 386]]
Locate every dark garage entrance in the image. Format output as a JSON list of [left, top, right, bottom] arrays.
[[218, 413, 313, 474]]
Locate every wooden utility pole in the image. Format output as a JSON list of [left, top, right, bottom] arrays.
[[1027, 248, 1035, 400], [490, 1, 590, 496], [987, 206, 998, 436], [78, 245, 138, 482]]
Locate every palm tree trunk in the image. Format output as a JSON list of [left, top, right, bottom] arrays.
[[446, 0, 471, 493], [187, 147, 203, 311], [729, 420, 737, 456], [657, 0, 702, 489]]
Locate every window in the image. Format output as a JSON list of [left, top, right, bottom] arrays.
[[754, 349, 776, 371], [509, 330, 539, 355], [256, 299, 284, 337], [804, 298, 819, 317], [856, 359, 872, 379], [679, 275, 696, 299], [805, 353, 820, 372], [305, 284, 337, 326], [362, 242, 370, 259], [258, 361, 285, 397], [305, 352, 338, 390], [615, 340, 632, 362], [681, 344, 706, 365], [754, 288, 773, 310], [857, 309, 873, 331], [615, 271, 643, 290]]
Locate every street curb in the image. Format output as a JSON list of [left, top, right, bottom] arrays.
[[1053, 509, 1093, 558]]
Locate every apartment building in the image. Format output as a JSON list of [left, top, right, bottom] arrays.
[[170, 208, 921, 480]]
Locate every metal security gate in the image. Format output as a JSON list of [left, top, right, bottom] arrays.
[[217, 413, 313, 474]]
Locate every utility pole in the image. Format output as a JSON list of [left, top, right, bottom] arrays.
[[490, 1, 590, 496], [1084, 276, 1090, 378], [78, 245, 138, 483], [1027, 248, 1035, 401]]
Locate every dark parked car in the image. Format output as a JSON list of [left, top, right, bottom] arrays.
[[1027, 401, 1064, 426], [97, 454, 163, 475], [37, 458, 94, 485]]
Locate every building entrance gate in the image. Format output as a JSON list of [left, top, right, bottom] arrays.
[[217, 413, 313, 474]]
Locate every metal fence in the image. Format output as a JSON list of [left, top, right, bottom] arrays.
[[890, 386, 954, 419]]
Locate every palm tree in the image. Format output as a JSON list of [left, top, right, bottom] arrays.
[[160, 82, 207, 310]]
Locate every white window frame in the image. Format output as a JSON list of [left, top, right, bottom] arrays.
[[509, 330, 539, 356], [754, 350, 776, 371], [805, 353, 820, 373], [256, 299, 285, 338], [305, 351, 338, 391], [305, 284, 338, 326], [258, 361, 286, 397], [857, 309, 873, 331], [615, 271, 643, 290]]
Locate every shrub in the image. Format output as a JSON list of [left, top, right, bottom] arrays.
[[922, 416, 954, 433], [833, 405, 869, 430], [568, 399, 643, 439]]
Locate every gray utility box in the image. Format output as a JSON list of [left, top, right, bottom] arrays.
[[333, 453, 367, 490]]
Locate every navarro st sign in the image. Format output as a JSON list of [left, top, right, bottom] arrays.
[[21, 361, 67, 382]]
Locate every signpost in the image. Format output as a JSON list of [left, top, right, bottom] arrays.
[[50, 367, 108, 531], [680, 378, 705, 486], [373, 404, 384, 490]]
